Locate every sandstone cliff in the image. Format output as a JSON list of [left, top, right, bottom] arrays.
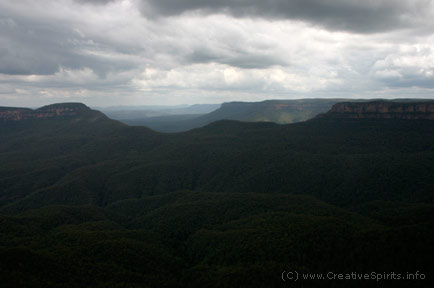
[[0, 103, 104, 122], [319, 101, 434, 120]]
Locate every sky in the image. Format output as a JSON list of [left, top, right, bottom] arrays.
[[1, 0, 434, 107]]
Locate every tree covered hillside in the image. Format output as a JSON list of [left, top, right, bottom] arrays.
[[0, 102, 433, 287]]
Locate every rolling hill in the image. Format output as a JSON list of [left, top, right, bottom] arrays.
[[1, 101, 433, 287]]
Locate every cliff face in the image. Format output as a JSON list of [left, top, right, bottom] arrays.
[[0, 103, 99, 122], [320, 101, 434, 120], [201, 99, 340, 124]]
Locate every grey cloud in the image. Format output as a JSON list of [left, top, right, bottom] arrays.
[[0, 13, 138, 76], [0, 24, 69, 75], [377, 72, 434, 89], [1, 0, 433, 107], [187, 49, 287, 69], [142, 0, 433, 33], [372, 45, 434, 89], [391, 78, 434, 89], [74, 0, 117, 4]]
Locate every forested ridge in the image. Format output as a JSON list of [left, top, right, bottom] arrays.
[[1, 102, 433, 287]]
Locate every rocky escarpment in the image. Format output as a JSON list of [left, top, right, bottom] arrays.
[[0, 103, 103, 122], [320, 101, 434, 120]]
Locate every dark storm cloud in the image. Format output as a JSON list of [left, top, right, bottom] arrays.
[[142, 0, 432, 33]]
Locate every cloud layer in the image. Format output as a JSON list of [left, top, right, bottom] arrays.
[[142, 0, 434, 33], [0, 0, 433, 107]]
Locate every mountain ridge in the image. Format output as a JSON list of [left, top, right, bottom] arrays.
[[319, 100, 434, 120], [122, 99, 346, 132], [0, 103, 107, 122]]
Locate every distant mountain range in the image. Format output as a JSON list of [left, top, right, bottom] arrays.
[[120, 99, 344, 132], [112, 98, 434, 132], [100, 104, 221, 121]]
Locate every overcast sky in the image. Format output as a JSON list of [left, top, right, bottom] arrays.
[[1, 0, 434, 107]]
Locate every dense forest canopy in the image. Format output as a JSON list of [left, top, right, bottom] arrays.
[[1, 101, 433, 287]]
